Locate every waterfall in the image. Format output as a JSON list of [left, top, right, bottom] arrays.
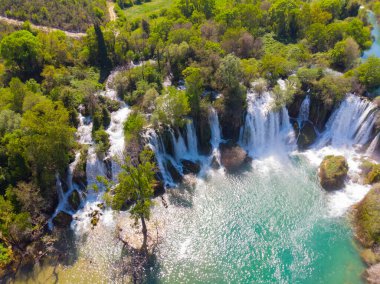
[[144, 129, 175, 187], [169, 129, 188, 162], [366, 133, 380, 156], [186, 121, 199, 157], [49, 153, 82, 229], [209, 107, 222, 164], [105, 94, 131, 179], [317, 94, 378, 148], [297, 95, 310, 128], [239, 92, 295, 157]]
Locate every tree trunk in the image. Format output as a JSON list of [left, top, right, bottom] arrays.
[[140, 216, 148, 253]]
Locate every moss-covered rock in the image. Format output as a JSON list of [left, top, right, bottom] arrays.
[[355, 184, 380, 247], [360, 160, 380, 185], [319, 155, 348, 191]]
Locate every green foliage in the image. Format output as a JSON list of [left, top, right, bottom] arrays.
[[124, 111, 146, 142], [356, 184, 380, 247], [183, 67, 204, 119], [313, 75, 351, 107], [330, 37, 360, 71], [0, 0, 107, 32], [153, 87, 190, 127], [0, 30, 43, 77], [93, 128, 110, 156], [21, 100, 75, 187], [0, 243, 12, 268], [355, 57, 380, 90]]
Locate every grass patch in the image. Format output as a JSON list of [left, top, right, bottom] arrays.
[[123, 0, 174, 19], [122, 0, 228, 20]]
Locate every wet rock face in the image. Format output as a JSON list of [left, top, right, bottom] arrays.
[[181, 159, 201, 175], [319, 155, 348, 191], [295, 121, 317, 150], [166, 160, 183, 183], [53, 211, 73, 228], [308, 99, 333, 132], [68, 190, 81, 211], [220, 143, 249, 173]]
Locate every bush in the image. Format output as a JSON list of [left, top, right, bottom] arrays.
[[93, 128, 110, 156]]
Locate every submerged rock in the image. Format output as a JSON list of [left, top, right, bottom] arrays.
[[68, 190, 81, 211], [181, 159, 201, 175], [220, 143, 248, 173], [53, 212, 73, 228], [319, 155, 348, 190]]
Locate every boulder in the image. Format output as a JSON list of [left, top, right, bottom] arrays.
[[53, 211, 73, 228], [68, 190, 81, 211], [297, 122, 317, 150], [319, 155, 348, 191], [181, 159, 201, 175], [220, 143, 249, 173]]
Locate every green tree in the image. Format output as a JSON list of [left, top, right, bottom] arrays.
[[355, 57, 380, 90], [102, 149, 156, 252], [21, 100, 75, 188], [153, 87, 190, 127], [330, 37, 360, 71], [183, 67, 204, 120], [0, 30, 43, 78]]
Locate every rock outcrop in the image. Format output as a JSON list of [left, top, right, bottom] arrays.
[[53, 212, 73, 228], [220, 143, 249, 173], [319, 155, 348, 190], [181, 159, 201, 175]]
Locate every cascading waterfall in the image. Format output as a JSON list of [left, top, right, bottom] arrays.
[[209, 107, 222, 164], [169, 128, 188, 162], [104, 90, 131, 179], [239, 91, 295, 157], [186, 121, 199, 157], [144, 128, 175, 187], [317, 94, 378, 148], [366, 133, 380, 156], [297, 95, 310, 128]]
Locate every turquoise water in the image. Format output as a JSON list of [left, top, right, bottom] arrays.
[[150, 155, 365, 283], [362, 11, 380, 60]]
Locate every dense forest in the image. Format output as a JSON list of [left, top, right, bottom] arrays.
[[0, 0, 380, 281], [0, 0, 108, 32]]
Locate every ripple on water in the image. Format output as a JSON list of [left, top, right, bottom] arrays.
[[150, 155, 365, 283]]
